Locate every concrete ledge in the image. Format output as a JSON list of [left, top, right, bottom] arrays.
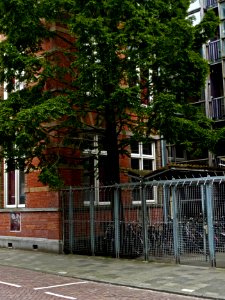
[[0, 236, 63, 254], [0, 208, 60, 213]]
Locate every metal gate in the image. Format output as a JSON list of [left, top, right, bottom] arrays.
[[61, 176, 225, 268]]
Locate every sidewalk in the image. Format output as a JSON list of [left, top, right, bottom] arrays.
[[0, 248, 225, 299]]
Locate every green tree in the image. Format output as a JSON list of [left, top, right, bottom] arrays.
[[0, 0, 219, 187]]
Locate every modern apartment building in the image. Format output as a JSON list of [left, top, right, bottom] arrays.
[[170, 0, 225, 167]]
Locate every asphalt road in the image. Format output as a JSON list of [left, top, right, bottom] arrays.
[[0, 265, 211, 300]]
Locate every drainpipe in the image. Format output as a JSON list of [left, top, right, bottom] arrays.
[[161, 137, 167, 167]]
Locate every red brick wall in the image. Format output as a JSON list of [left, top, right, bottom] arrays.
[[0, 212, 61, 240]]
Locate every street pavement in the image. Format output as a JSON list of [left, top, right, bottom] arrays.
[[0, 248, 224, 299], [0, 265, 207, 300]]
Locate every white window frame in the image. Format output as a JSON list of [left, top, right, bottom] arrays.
[[4, 79, 25, 208], [131, 141, 156, 170], [83, 135, 110, 206], [136, 66, 154, 106], [4, 163, 25, 208], [131, 141, 157, 204], [166, 144, 186, 163]]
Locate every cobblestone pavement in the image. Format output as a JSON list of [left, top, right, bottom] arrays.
[[0, 265, 211, 300]]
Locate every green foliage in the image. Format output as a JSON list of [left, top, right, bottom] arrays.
[[39, 166, 64, 189], [0, 0, 219, 187]]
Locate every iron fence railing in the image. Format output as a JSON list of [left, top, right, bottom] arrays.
[[61, 176, 225, 268]]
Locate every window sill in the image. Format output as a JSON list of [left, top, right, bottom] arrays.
[[0, 208, 60, 213]]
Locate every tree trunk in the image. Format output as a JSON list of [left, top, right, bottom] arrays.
[[104, 105, 124, 224]]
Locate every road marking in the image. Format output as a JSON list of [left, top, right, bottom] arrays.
[[34, 281, 87, 290], [181, 288, 195, 293], [45, 292, 77, 299], [0, 281, 21, 288]]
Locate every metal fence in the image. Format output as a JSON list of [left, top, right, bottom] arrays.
[[61, 176, 225, 268]]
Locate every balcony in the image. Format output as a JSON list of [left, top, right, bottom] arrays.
[[208, 40, 221, 63], [210, 96, 225, 120], [192, 97, 225, 120], [205, 0, 218, 9]]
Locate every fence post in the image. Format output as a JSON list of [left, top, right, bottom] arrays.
[[163, 185, 169, 223], [172, 185, 180, 264], [205, 182, 216, 267], [141, 179, 149, 261], [61, 191, 65, 252], [114, 186, 120, 258], [69, 186, 74, 254], [201, 185, 208, 260], [90, 187, 95, 256]]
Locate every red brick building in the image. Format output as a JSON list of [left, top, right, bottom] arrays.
[[0, 24, 164, 253]]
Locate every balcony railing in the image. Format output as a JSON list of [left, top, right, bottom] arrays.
[[192, 97, 225, 120], [208, 40, 221, 63], [205, 0, 218, 8], [210, 96, 225, 120]]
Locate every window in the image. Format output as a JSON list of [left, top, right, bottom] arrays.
[[83, 135, 111, 205], [131, 141, 155, 171], [166, 144, 186, 163], [4, 79, 26, 208], [82, 41, 101, 98], [4, 167, 26, 208], [136, 66, 154, 106], [219, 2, 225, 20], [221, 21, 225, 38], [130, 141, 156, 203]]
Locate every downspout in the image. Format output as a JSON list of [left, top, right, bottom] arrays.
[[161, 137, 167, 167]]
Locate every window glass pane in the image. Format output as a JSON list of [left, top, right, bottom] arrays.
[[220, 3, 225, 19], [130, 141, 139, 154], [8, 171, 15, 205], [131, 158, 139, 169], [143, 159, 153, 170], [83, 157, 94, 186], [132, 187, 141, 202], [167, 145, 174, 158], [176, 145, 185, 158], [222, 21, 225, 37], [98, 135, 107, 152], [133, 185, 154, 202], [143, 143, 152, 155], [19, 171, 26, 205], [99, 155, 108, 185], [146, 186, 154, 200]]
